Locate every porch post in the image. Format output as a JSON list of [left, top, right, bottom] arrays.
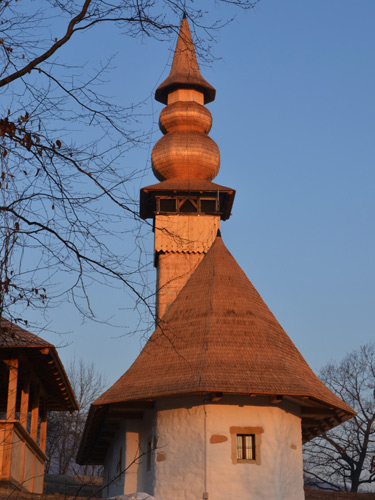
[[20, 371, 30, 430], [5, 358, 19, 420], [30, 383, 40, 442], [39, 398, 47, 453], [1, 358, 19, 481]]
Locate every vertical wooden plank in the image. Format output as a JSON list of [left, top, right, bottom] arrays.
[[0, 424, 12, 480], [19, 429, 26, 492], [0, 424, 13, 481], [30, 454, 35, 493]]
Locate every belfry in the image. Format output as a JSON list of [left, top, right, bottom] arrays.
[[78, 17, 354, 500]]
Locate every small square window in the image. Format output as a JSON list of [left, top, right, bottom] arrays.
[[159, 198, 177, 213], [237, 434, 255, 461], [200, 198, 217, 213], [230, 426, 263, 465]]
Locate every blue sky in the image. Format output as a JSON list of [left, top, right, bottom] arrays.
[[33, 0, 374, 389]]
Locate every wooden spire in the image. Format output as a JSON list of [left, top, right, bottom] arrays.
[[155, 16, 216, 104], [152, 17, 220, 182]]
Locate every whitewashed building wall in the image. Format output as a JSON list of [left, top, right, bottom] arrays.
[[105, 395, 304, 500]]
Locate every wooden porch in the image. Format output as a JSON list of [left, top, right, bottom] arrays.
[[0, 319, 78, 493]]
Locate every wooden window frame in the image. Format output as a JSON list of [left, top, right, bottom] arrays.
[[230, 426, 263, 465], [236, 433, 255, 461]]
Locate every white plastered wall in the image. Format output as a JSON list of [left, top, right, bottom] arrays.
[[151, 396, 305, 500]]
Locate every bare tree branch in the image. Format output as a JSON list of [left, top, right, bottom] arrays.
[[304, 342, 375, 492], [0, 0, 259, 329]]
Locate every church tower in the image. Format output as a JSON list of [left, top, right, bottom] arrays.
[[140, 15, 234, 319], [77, 17, 354, 500]]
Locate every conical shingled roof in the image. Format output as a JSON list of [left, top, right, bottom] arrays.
[[77, 236, 354, 463], [94, 236, 353, 418], [155, 16, 216, 104]]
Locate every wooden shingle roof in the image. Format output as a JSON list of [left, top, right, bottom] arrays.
[[78, 235, 354, 463], [0, 318, 78, 412], [0, 318, 52, 348], [94, 236, 353, 413]]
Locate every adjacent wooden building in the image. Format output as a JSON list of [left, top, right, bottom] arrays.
[[0, 318, 78, 493]]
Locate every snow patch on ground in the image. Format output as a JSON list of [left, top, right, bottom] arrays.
[[110, 493, 158, 500]]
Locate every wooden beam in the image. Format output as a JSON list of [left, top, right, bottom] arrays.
[[20, 371, 30, 429], [302, 418, 324, 426], [301, 407, 334, 418], [270, 395, 283, 404], [110, 402, 154, 412], [5, 358, 19, 420], [209, 392, 223, 402], [107, 411, 144, 420], [39, 398, 47, 453], [30, 383, 40, 442]]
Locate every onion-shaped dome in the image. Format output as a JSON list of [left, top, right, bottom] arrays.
[[152, 131, 220, 181], [159, 101, 212, 134]]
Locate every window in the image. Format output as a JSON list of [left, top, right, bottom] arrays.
[[159, 198, 176, 212], [230, 426, 263, 465], [200, 198, 217, 213], [237, 434, 255, 460]]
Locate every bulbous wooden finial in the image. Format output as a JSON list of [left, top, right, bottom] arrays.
[[152, 17, 220, 182]]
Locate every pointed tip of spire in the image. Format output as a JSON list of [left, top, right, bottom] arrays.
[[182, 11, 187, 19], [216, 229, 222, 238], [155, 16, 216, 105]]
